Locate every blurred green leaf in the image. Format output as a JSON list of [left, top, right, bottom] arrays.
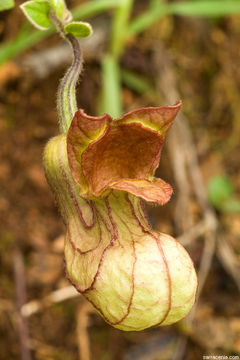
[[150, 0, 163, 10], [168, 1, 240, 17], [49, 0, 66, 21], [222, 199, 240, 213], [72, 0, 121, 19], [208, 175, 234, 209], [64, 21, 92, 38], [128, 4, 165, 35], [0, 23, 52, 66], [0, 0, 14, 11], [20, 0, 51, 30], [121, 68, 155, 98], [129, 0, 240, 35]]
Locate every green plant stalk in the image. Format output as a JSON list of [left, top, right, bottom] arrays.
[[45, 7, 83, 133], [110, 0, 134, 58], [102, 55, 122, 119], [101, 0, 134, 118], [57, 34, 82, 133]]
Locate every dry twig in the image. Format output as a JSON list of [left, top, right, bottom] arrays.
[[217, 233, 240, 292], [21, 285, 80, 317], [76, 301, 95, 360], [13, 246, 32, 360]]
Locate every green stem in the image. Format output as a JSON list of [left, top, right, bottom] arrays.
[[110, 0, 134, 58], [101, 0, 134, 117], [57, 34, 82, 133], [46, 9, 83, 133], [102, 55, 122, 118]]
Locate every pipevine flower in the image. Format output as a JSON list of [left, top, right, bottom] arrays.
[[19, 0, 197, 334], [44, 101, 197, 331]]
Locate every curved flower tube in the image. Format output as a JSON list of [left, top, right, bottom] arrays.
[[44, 101, 197, 331]]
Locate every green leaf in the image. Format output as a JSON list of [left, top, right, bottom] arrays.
[[150, 0, 163, 11], [64, 21, 93, 38], [128, 4, 166, 35], [128, 1, 240, 35], [0, 23, 51, 66], [0, 0, 14, 11], [168, 1, 240, 17], [207, 175, 234, 209], [121, 68, 155, 98], [222, 199, 240, 213], [49, 0, 66, 21], [20, 0, 51, 31]]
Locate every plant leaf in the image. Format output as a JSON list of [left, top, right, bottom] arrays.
[[128, 1, 240, 35], [121, 68, 155, 98], [207, 175, 234, 209], [20, 0, 51, 31], [0, 0, 14, 11], [48, 0, 66, 21], [222, 198, 240, 213], [169, 1, 240, 17], [64, 21, 93, 38]]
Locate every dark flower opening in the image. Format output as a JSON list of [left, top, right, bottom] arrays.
[[82, 124, 163, 195], [67, 102, 181, 203]]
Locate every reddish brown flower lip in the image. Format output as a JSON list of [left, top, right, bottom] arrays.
[[67, 101, 181, 203]]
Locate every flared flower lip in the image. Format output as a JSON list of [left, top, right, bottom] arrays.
[[67, 101, 182, 204]]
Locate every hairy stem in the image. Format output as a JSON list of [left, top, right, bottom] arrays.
[[14, 247, 32, 360], [57, 34, 83, 133]]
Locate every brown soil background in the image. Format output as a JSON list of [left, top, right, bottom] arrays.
[[0, 1, 240, 359]]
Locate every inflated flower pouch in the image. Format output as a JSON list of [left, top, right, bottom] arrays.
[[20, 0, 197, 332], [44, 102, 197, 331]]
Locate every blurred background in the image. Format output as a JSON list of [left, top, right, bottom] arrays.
[[0, 0, 240, 359]]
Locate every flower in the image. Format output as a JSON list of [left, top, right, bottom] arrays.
[[67, 103, 181, 202], [44, 101, 197, 331]]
